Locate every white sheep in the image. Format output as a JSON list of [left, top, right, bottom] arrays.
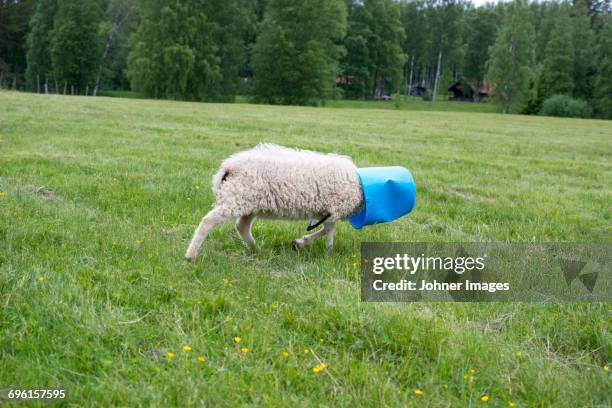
[[185, 144, 364, 261]]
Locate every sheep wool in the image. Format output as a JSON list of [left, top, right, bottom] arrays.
[[212, 144, 363, 220], [185, 144, 363, 261]]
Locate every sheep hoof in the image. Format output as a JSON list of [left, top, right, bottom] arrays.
[[292, 239, 303, 250], [185, 255, 195, 263]]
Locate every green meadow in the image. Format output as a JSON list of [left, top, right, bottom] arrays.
[[0, 90, 610, 406]]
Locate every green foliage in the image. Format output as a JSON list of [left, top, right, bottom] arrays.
[[50, 0, 102, 92], [0, 0, 34, 87], [540, 94, 592, 118], [487, 0, 535, 114], [462, 7, 498, 82], [342, 0, 405, 99], [252, 0, 347, 105], [593, 18, 612, 119], [538, 8, 575, 100], [392, 91, 402, 109], [25, 0, 57, 90], [127, 1, 220, 100], [571, 0, 595, 101]]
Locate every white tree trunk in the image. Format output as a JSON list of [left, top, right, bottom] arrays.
[[432, 48, 442, 103], [406, 55, 414, 100]]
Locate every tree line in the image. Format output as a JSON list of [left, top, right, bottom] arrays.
[[0, 0, 610, 118]]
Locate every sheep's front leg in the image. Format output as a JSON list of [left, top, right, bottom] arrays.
[[292, 221, 336, 250], [185, 207, 230, 262], [324, 222, 336, 249]]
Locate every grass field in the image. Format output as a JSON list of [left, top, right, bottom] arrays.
[[1, 90, 611, 406]]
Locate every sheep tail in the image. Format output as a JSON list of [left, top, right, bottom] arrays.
[[212, 165, 231, 195]]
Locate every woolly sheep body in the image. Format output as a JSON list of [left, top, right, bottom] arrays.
[[212, 144, 363, 220], [185, 144, 364, 261]]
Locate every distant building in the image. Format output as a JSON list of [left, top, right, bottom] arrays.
[[448, 77, 494, 102], [409, 85, 427, 97], [335, 75, 358, 85]]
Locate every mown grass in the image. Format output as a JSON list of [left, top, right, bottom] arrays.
[[326, 97, 498, 113], [0, 90, 610, 407]]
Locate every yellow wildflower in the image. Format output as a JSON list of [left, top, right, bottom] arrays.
[[508, 402, 516, 407], [515, 351, 522, 358], [413, 388, 424, 396], [312, 363, 326, 374], [304, 348, 310, 354], [183, 345, 192, 352], [197, 356, 205, 364], [604, 364, 609, 373], [0, 192, 6, 198], [37, 276, 45, 282], [167, 352, 176, 359], [480, 395, 489, 402], [281, 351, 289, 358], [234, 336, 241, 344], [470, 368, 476, 374], [241, 347, 249, 354], [352, 262, 358, 268], [319, 338, 324, 343]]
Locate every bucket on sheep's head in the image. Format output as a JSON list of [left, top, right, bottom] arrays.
[[348, 166, 416, 229]]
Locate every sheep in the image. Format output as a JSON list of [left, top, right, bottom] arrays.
[[185, 144, 364, 261]]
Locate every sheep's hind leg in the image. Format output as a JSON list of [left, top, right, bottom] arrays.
[[236, 215, 255, 248], [185, 207, 231, 262], [292, 221, 336, 250]]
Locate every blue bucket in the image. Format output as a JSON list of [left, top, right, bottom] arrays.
[[348, 166, 416, 229]]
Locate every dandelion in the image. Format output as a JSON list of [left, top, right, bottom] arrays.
[[312, 363, 326, 374], [604, 364, 609, 373], [480, 394, 489, 402], [463, 374, 469, 380], [470, 368, 476, 374], [197, 356, 205, 364], [183, 345, 192, 352], [352, 262, 358, 268], [234, 336, 241, 344], [319, 338, 324, 343], [167, 351, 176, 359], [281, 351, 289, 358], [304, 348, 310, 354], [0, 191, 6, 198], [442, 384, 448, 389], [223, 278, 230, 285], [508, 402, 516, 407], [413, 388, 424, 396], [241, 347, 249, 354], [515, 351, 522, 358], [37, 276, 45, 282]]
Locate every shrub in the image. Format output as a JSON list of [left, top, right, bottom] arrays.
[[540, 94, 592, 118], [392, 92, 403, 109]]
